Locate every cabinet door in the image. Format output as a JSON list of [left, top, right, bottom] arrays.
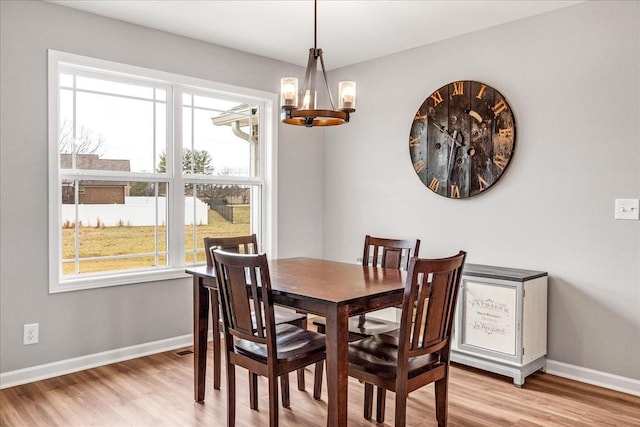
[[457, 279, 521, 362]]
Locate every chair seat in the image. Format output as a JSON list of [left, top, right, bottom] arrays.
[[348, 335, 440, 380], [313, 316, 400, 337], [236, 323, 326, 361]]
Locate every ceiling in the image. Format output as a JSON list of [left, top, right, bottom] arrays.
[[49, 0, 584, 70]]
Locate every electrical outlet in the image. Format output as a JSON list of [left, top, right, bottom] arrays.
[[23, 323, 39, 345]]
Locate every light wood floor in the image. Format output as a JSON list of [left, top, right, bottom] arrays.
[[1, 344, 638, 427]]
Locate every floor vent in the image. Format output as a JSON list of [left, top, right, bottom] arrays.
[[176, 349, 194, 356]]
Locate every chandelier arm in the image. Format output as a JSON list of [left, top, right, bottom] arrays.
[[318, 51, 337, 110], [299, 49, 316, 109], [308, 50, 319, 109]]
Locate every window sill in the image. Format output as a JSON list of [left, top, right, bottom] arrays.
[[50, 267, 195, 294]]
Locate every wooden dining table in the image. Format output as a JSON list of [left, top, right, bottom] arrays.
[[186, 257, 406, 427]]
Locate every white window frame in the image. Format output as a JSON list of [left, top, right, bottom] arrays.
[[48, 50, 278, 293]]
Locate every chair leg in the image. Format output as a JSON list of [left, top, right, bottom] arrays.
[[280, 374, 290, 408], [376, 386, 386, 423], [435, 377, 449, 427], [363, 383, 373, 420], [394, 388, 408, 427], [249, 372, 258, 410], [297, 368, 306, 391], [268, 376, 279, 427], [227, 363, 236, 427], [313, 361, 323, 400], [210, 291, 221, 390]]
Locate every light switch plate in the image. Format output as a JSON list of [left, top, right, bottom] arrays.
[[615, 199, 639, 220]]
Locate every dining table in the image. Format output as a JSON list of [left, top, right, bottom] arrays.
[[186, 257, 406, 427]]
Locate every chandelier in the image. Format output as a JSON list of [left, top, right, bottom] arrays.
[[280, 0, 356, 127]]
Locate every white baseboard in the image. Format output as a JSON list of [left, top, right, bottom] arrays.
[[0, 332, 211, 390], [2, 341, 638, 397], [546, 359, 640, 397]]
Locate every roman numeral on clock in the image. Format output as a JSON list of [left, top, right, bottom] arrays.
[[452, 81, 464, 96], [494, 154, 509, 170], [428, 177, 440, 192], [430, 91, 444, 106], [492, 99, 508, 116], [450, 185, 461, 199]]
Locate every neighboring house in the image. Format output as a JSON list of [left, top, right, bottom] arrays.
[[209, 185, 250, 206], [60, 154, 130, 204]]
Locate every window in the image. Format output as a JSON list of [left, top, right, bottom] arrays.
[[48, 51, 277, 292]]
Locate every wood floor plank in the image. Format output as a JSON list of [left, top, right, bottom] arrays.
[[1, 344, 638, 427]]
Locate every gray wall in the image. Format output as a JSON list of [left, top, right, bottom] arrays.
[[1, 0, 638, 383], [323, 0, 639, 379], [0, 0, 323, 373]]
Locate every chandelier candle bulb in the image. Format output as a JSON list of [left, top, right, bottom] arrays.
[[280, 77, 298, 108], [301, 90, 317, 110], [339, 81, 356, 111]]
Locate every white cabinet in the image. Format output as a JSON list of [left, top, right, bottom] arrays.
[[451, 264, 548, 386]]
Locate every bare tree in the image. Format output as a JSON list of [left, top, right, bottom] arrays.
[[59, 120, 106, 155]]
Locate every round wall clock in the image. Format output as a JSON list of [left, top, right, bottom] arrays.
[[409, 80, 516, 199]]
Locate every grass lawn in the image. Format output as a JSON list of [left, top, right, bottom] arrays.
[[62, 209, 250, 275]]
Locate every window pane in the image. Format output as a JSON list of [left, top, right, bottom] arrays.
[[155, 88, 166, 102], [184, 102, 258, 177], [61, 180, 168, 277], [76, 75, 155, 100], [60, 73, 74, 88], [59, 89, 75, 159], [182, 106, 193, 152], [74, 92, 155, 172], [184, 183, 254, 264], [61, 180, 77, 269], [155, 102, 167, 173], [193, 95, 238, 111]]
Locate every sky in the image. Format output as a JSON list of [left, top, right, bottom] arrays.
[[60, 72, 253, 176]]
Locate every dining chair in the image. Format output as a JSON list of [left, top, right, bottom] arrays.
[[348, 251, 466, 426], [212, 249, 327, 427], [204, 235, 309, 396], [312, 235, 420, 396]]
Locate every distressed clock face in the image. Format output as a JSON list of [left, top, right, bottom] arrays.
[[409, 81, 516, 199]]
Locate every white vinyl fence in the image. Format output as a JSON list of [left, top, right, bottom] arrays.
[[61, 196, 208, 227]]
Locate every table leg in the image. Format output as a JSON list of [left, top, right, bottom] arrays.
[[194, 277, 210, 402], [325, 305, 349, 427]]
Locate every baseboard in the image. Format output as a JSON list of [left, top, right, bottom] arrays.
[[545, 359, 640, 397], [3, 341, 638, 397], [0, 331, 211, 390]]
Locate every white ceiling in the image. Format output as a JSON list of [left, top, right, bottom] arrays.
[[49, 0, 584, 70]]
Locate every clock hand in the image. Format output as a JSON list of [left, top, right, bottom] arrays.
[[431, 119, 463, 179], [448, 130, 459, 178], [431, 121, 453, 140], [431, 121, 463, 146]]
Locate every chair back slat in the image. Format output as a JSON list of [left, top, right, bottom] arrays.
[[248, 265, 265, 337], [204, 234, 258, 266], [410, 272, 430, 350], [212, 250, 275, 347], [363, 235, 421, 270], [422, 270, 452, 348], [398, 252, 466, 359]]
